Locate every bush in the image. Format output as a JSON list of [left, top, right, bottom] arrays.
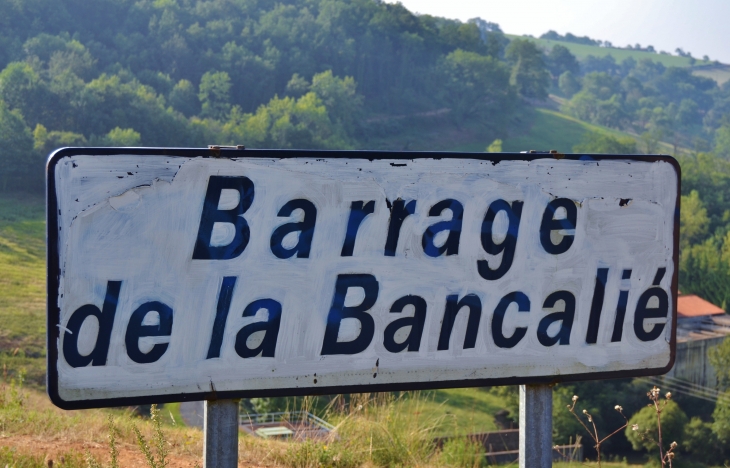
[[279, 440, 360, 468], [682, 417, 725, 464], [438, 437, 485, 468], [625, 400, 688, 453]]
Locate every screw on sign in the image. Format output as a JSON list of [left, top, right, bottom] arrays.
[[46, 148, 679, 467]]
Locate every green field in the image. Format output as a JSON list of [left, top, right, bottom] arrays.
[[693, 64, 730, 85], [0, 193, 46, 387], [415, 387, 505, 435], [508, 34, 712, 67], [0, 192, 508, 433], [449, 107, 636, 154]]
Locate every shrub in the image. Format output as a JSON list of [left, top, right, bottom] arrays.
[[438, 437, 485, 468], [626, 397, 687, 453]]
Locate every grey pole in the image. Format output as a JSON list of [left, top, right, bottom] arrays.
[[204, 399, 239, 468], [519, 384, 552, 468]]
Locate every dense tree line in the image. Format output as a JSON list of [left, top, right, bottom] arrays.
[[554, 49, 730, 155], [0, 0, 558, 192]]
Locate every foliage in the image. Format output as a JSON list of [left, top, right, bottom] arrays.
[[679, 190, 709, 251], [564, 393, 628, 466], [559, 71, 581, 98], [548, 45, 580, 78], [626, 399, 687, 454], [558, 51, 727, 151], [279, 440, 360, 468], [485, 139, 502, 152], [715, 124, 730, 158], [573, 131, 637, 154], [553, 380, 648, 457], [711, 392, 730, 445], [132, 404, 169, 468], [505, 39, 550, 100], [681, 417, 725, 465], [199, 71, 232, 120], [438, 437, 485, 468], [708, 336, 730, 391], [439, 49, 514, 128], [0, 100, 35, 191]]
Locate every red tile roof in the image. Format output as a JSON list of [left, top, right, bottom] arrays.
[[677, 295, 725, 318]]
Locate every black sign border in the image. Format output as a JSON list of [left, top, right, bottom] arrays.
[[46, 147, 680, 410]]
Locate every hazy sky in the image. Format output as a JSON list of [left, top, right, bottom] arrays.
[[387, 0, 730, 64]]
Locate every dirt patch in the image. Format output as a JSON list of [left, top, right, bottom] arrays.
[[0, 434, 283, 468]]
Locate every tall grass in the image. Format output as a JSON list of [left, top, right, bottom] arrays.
[[276, 392, 473, 468]]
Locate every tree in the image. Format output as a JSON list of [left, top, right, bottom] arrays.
[[0, 100, 35, 191], [709, 337, 730, 391], [712, 392, 730, 444], [682, 417, 725, 463], [573, 132, 637, 154], [199, 71, 232, 120], [679, 190, 709, 251], [548, 44, 579, 77], [715, 124, 730, 158], [103, 127, 141, 146], [505, 39, 549, 100], [310, 70, 363, 133], [708, 337, 730, 445], [0, 62, 53, 128], [439, 49, 514, 128], [168, 79, 199, 117], [558, 71, 580, 98], [625, 400, 688, 453]]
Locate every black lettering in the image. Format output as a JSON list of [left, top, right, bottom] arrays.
[[384, 199, 416, 256], [125, 301, 173, 364], [270, 199, 317, 259], [611, 270, 632, 342], [422, 199, 463, 257], [192, 176, 254, 260], [383, 295, 427, 353], [585, 268, 609, 344], [537, 291, 575, 346], [321, 274, 379, 355], [491, 291, 530, 348], [341, 201, 375, 256], [540, 198, 577, 255], [234, 299, 282, 358], [62, 281, 121, 368], [206, 276, 237, 359], [437, 294, 481, 350], [478, 200, 523, 280], [634, 268, 669, 342]]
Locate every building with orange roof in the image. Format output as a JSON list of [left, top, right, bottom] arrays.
[[677, 294, 725, 322], [667, 294, 729, 389]]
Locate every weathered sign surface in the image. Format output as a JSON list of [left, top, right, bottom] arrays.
[[47, 148, 679, 409]]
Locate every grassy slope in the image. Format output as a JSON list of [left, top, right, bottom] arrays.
[[0, 193, 46, 387], [414, 387, 504, 435], [0, 191, 507, 436], [693, 65, 730, 85], [507, 34, 711, 67], [449, 107, 636, 154]]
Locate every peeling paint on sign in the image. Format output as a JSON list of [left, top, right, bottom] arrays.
[[46, 149, 679, 409]]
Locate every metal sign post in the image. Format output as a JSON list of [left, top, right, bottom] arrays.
[[204, 399, 239, 467], [45, 147, 679, 466], [519, 384, 553, 467]]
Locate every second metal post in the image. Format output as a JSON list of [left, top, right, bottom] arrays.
[[204, 399, 239, 468], [519, 384, 552, 468]]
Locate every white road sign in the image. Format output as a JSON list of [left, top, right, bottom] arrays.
[[47, 148, 679, 409]]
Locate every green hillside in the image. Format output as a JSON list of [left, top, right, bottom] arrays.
[[509, 34, 712, 67], [0, 194, 46, 387], [0, 192, 507, 434], [449, 107, 641, 154], [693, 64, 730, 85]]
